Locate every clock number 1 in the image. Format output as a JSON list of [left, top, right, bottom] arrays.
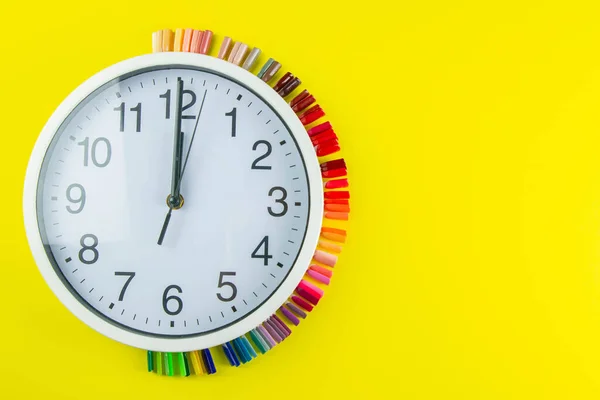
[[114, 102, 142, 132], [251, 236, 273, 266], [225, 108, 237, 137], [162, 285, 183, 315]]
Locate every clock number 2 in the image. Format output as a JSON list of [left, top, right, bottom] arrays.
[[217, 272, 237, 302], [251, 236, 273, 266], [162, 285, 183, 315], [251, 140, 272, 170]]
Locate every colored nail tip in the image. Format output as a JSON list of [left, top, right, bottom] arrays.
[[325, 178, 349, 189], [152, 30, 163, 52], [314, 249, 338, 267], [322, 226, 347, 236], [257, 325, 276, 348], [182, 352, 191, 376], [218, 36, 233, 59], [237, 337, 253, 362], [299, 279, 325, 297], [182, 28, 193, 52], [272, 314, 292, 336], [199, 30, 213, 54], [201, 349, 216, 374], [268, 317, 287, 340], [162, 29, 174, 52], [324, 191, 350, 200], [316, 145, 341, 157], [273, 72, 294, 92], [242, 47, 261, 70], [286, 302, 307, 319], [262, 61, 282, 82], [307, 121, 333, 136], [310, 264, 334, 278], [165, 352, 174, 376], [307, 269, 331, 285], [264, 320, 283, 343], [233, 43, 249, 66], [190, 30, 204, 53], [188, 351, 203, 375], [280, 306, 301, 325], [177, 352, 188, 376], [232, 338, 248, 363], [290, 89, 310, 107], [292, 295, 314, 311], [222, 344, 236, 366], [320, 158, 346, 170], [322, 168, 347, 179], [174, 29, 184, 52], [227, 42, 241, 62], [299, 105, 325, 125], [325, 211, 349, 220], [147, 351, 154, 372], [242, 336, 258, 358], [156, 351, 163, 375], [325, 203, 351, 213], [318, 239, 343, 253], [257, 58, 275, 79], [278, 77, 302, 98], [296, 285, 321, 305], [311, 129, 338, 145], [249, 330, 267, 353]]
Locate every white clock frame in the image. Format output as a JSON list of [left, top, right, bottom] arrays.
[[23, 52, 324, 352]]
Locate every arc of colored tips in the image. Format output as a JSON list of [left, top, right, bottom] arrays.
[[148, 28, 350, 376]]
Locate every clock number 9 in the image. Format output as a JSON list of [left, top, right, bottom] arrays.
[[217, 272, 237, 302], [162, 285, 183, 315], [66, 184, 86, 214], [78, 234, 99, 265], [268, 187, 288, 217]]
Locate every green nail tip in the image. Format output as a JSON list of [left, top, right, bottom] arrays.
[[250, 330, 266, 354], [182, 353, 190, 377], [166, 352, 174, 376], [257, 58, 274, 79], [156, 352, 163, 375], [177, 352, 187, 377], [147, 351, 154, 372]]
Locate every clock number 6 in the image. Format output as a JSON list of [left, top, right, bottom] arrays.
[[217, 272, 237, 302], [268, 186, 288, 217], [78, 234, 99, 265], [251, 236, 273, 266], [162, 285, 183, 315]]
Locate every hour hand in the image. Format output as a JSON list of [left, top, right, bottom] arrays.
[[168, 78, 185, 209]]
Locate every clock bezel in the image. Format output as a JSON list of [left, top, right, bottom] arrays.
[[23, 52, 324, 352]]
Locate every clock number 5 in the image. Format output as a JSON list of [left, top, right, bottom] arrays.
[[114, 102, 142, 132], [162, 285, 183, 315], [114, 272, 135, 301], [217, 272, 237, 302], [251, 236, 273, 266]]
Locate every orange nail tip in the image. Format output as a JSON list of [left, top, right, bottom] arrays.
[[152, 30, 163, 52], [318, 240, 342, 253], [174, 29, 184, 51], [314, 250, 338, 267], [324, 203, 350, 213], [309, 265, 333, 278], [162, 29, 174, 52], [325, 212, 349, 221], [182, 28, 193, 52]]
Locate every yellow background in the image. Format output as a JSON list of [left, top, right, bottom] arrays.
[[3, 1, 600, 398]]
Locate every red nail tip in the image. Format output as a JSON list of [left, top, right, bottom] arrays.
[[320, 158, 346, 170], [292, 295, 314, 311], [307, 122, 332, 137], [322, 168, 347, 179], [273, 72, 293, 92], [315, 138, 339, 150], [311, 129, 337, 145], [310, 265, 333, 278], [297, 280, 323, 305], [325, 199, 350, 205], [292, 94, 316, 113], [325, 203, 350, 212], [299, 105, 325, 125], [324, 191, 350, 200], [290, 90, 310, 107], [325, 179, 349, 189], [316, 144, 340, 157]]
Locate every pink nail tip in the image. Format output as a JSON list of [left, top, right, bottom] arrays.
[[314, 250, 338, 267], [307, 269, 331, 285]]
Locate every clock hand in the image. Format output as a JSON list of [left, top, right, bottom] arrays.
[[157, 89, 208, 245], [168, 78, 185, 208]]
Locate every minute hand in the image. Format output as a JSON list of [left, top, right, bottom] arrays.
[[169, 78, 185, 208]]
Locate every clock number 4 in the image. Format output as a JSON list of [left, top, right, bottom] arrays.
[[163, 285, 183, 315], [217, 272, 237, 302], [114, 102, 141, 132], [114, 272, 135, 301], [251, 236, 273, 266], [159, 89, 197, 119]]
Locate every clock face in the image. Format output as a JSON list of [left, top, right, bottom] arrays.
[[24, 54, 323, 351]]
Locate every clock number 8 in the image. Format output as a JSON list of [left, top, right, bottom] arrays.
[[162, 285, 183, 315], [78, 234, 99, 265]]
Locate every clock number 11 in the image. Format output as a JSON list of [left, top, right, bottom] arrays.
[[114, 102, 142, 132]]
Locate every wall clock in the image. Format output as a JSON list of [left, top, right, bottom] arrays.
[[23, 27, 350, 376]]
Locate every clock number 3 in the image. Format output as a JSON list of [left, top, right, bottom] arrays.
[[217, 272, 237, 302], [268, 187, 288, 217], [162, 285, 183, 315]]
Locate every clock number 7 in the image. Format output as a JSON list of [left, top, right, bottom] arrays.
[[114, 102, 142, 132], [114, 272, 135, 301], [251, 236, 273, 266]]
